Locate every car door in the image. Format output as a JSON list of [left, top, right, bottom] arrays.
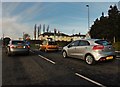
[[75, 40, 90, 59], [67, 40, 79, 57]]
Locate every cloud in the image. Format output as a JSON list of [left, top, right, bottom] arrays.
[[17, 2, 43, 21], [2, 0, 120, 2], [2, 2, 21, 17], [48, 22, 88, 35], [2, 16, 33, 40]]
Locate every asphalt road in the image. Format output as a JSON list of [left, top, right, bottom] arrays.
[[2, 48, 120, 86]]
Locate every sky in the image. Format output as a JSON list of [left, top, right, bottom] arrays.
[[1, 0, 120, 40]]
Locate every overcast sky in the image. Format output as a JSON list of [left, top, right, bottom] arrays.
[[1, 0, 120, 39]]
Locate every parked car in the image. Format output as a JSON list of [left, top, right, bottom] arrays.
[[62, 39, 116, 65], [6, 40, 30, 56], [39, 40, 59, 52]]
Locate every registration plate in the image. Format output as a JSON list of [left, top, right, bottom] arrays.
[[17, 46, 23, 48], [106, 56, 113, 60]]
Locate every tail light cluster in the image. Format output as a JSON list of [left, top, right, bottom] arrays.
[[27, 45, 30, 49], [10, 45, 30, 49], [10, 45, 15, 48], [93, 45, 104, 50]]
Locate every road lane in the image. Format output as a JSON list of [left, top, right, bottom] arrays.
[[2, 49, 32, 85], [75, 73, 106, 87], [32, 49, 120, 86], [2, 48, 98, 86]]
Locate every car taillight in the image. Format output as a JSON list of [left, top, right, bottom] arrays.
[[26, 45, 30, 49], [93, 45, 104, 50], [10, 45, 15, 48]]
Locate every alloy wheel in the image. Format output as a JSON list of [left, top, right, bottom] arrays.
[[63, 51, 67, 58], [85, 55, 95, 65]]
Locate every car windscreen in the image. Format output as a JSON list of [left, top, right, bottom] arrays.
[[95, 40, 112, 46], [48, 42, 57, 45], [12, 41, 25, 45]]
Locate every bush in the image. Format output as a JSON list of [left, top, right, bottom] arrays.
[[112, 42, 120, 51]]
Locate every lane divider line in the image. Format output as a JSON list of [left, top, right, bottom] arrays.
[[75, 73, 106, 87], [38, 55, 56, 64], [30, 50, 34, 53]]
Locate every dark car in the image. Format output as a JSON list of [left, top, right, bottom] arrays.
[[6, 40, 30, 56]]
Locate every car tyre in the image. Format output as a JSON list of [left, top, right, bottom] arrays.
[[45, 48, 48, 52], [63, 51, 67, 58], [85, 55, 95, 65]]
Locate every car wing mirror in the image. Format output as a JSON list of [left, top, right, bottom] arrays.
[[68, 45, 72, 48]]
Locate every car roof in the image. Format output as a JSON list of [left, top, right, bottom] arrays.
[[75, 39, 102, 42], [86, 39, 101, 41], [73, 39, 104, 45]]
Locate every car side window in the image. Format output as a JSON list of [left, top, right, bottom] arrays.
[[69, 40, 79, 47], [79, 40, 90, 46]]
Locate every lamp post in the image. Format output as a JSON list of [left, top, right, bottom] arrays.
[[86, 5, 90, 31]]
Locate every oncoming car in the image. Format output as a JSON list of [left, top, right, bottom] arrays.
[[6, 40, 30, 56], [62, 39, 116, 65], [39, 40, 59, 52]]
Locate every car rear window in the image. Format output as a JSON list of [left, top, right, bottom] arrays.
[[95, 40, 112, 46], [12, 41, 25, 45], [48, 42, 57, 45]]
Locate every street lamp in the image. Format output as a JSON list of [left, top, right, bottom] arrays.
[[86, 5, 90, 31]]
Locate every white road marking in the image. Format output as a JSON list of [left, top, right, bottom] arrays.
[[38, 55, 56, 64], [75, 73, 106, 87], [30, 50, 55, 64], [30, 50, 34, 53]]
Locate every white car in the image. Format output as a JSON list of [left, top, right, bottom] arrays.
[[62, 39, 116, 65]]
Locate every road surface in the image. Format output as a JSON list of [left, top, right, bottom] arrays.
[[2, 48, 120, 86]]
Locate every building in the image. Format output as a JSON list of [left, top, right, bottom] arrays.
[[39, 32, 86, 41], [70, 34, 86, 41]]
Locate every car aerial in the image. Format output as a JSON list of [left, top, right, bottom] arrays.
[[6, 40, 30, 56], [39, 40, 59, 52], [62, 39, 116, 65]]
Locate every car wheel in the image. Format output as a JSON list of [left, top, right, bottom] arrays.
[[45, 48, 48, 52], [85, 55, 95, 65], [62, 51, 67, 58]]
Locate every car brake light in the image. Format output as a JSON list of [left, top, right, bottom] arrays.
[[10, 45, 15, 48], [27, 45, 30, 48], [93, 45, 104, 50]]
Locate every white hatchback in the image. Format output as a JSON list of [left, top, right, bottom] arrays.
[[62, 39, 116, 65]]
